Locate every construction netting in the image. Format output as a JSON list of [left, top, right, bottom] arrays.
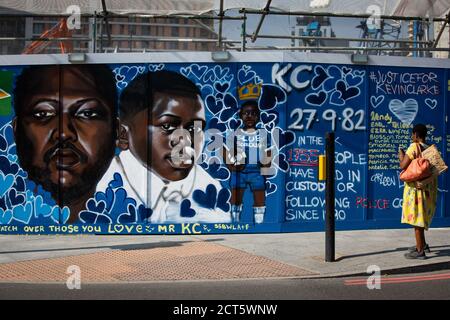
[[0, 0, 449, 17]]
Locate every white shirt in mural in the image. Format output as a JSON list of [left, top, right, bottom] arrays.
[[96, 150, 231, 224]]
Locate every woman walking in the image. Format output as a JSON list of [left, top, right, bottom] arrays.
[[398, 124, 438, 260]]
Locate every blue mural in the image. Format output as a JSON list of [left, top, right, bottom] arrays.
[[0, 60, 448, 235]]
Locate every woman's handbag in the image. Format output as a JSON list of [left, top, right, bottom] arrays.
[[421, 144, 448, 176], [414, 144, 447, 189], [400, 143, 432, 183]]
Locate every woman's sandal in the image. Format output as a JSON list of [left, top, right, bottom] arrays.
[[408, 243, 430, 253]]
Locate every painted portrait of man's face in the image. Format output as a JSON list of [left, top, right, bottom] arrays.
[[13, 65, 118, 219]]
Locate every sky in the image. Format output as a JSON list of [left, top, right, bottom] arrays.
[[216, 9, 410, 48]]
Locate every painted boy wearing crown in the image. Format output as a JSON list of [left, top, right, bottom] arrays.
[[223, 83, 272, 224]]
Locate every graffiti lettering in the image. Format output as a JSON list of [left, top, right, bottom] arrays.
[[288, 108, 366, 132], [338, 169, 362, 183], [356, 197, 390, 209], [23, 226, 44, 233], [286, 208, 320, 221], [286, 148, 320, 166], [392, 198, 403, 209], [286, 195, 325, 208], [0, 225, 18, 232], [370, 173, 396, 187], [297, 135, 324, 146], [272, 63, 312, 93], [336, 197, 351, 208], [335, 152, 366, 165], [337, 182, 357, 193], [81, 225, 102, 233], [286, 208, 347, 221], [285, 195, 350, 209], [47, 225, 79, 233], [288, 167, 315, 179], [286, 181, 325, 192], [181, 223, 202, 234], [289, 108, 317, 130], [158, 225, 176, 233], [369, 70, 440, 96], [214, 224, 250, 231], [322, 209, 346, 221]]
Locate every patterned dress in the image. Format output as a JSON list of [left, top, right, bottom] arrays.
[[401, 143, 438, 230]]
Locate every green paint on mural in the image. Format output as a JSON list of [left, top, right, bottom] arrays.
[[0, 71, 13, 116]]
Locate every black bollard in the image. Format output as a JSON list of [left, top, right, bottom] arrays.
[[325, 132, 335, 262]]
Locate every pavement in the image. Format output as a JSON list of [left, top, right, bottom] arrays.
[[0, 228, 449, 283]]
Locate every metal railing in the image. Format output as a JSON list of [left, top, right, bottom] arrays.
[[0, 9, 448, 56]]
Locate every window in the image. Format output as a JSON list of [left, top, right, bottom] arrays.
[[33, 23, 45, 35], [200, 29, 209, 38], [142, 25, 150, 35]]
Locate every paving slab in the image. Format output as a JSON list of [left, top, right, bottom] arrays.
[[195, 228, 450, 277], [0, 228, 449, 282], [0, 241, 315, 283]]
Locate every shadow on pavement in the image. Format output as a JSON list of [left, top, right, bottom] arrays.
[[335, 245, 450, 262], [433, 248, 450, 257], [0, 241, 189, 255], [0, 238, 225, 255]]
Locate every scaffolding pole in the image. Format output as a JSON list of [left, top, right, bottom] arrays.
[[251, 0, 272, 42], [246, 34, 432, 45], [239, 9, 447, 22], [217, 0, 224, 49], [92, 12, 97, 53], [1, 8, 449, 55], [0, 13, 243, 21], [433, 14, 450, 48], [101, 0, 112, 46], [242, 9, 247, 52], [241, 46, 450, 52]]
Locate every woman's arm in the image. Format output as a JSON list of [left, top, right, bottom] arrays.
[[399, 148, 412, 170]]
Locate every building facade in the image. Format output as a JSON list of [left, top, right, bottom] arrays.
[[0, 16, 218, 54]]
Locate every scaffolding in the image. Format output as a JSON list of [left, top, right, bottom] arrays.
[[0, 0, 448, 57]]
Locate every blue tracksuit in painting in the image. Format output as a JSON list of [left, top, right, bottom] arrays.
[[230, 128, 271, 190], [226, 127, 271, 224]]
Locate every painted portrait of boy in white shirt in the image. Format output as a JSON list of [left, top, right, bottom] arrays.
[[96, 70, 231, 224]]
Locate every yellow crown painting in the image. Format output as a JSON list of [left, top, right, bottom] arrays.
[[238, 83, 262, 101]]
